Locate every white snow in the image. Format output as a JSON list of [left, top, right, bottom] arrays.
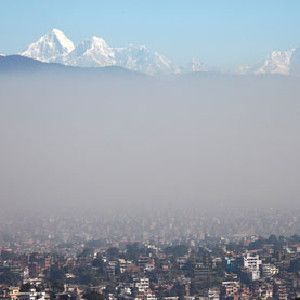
[[51, 28, 75, 53], [66, 36, 116, 67]]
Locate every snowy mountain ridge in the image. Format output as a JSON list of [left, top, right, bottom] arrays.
[[21, 29, 177, 75], [18, 29, 300, 76]]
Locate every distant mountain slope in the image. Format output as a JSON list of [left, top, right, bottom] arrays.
[[0, 55, 51, 71], [0, 55, 144, 77]]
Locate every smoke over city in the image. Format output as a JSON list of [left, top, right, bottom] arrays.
[[0, 73, 299, 215]]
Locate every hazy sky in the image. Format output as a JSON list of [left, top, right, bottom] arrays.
[[1, 0, 300, 67]]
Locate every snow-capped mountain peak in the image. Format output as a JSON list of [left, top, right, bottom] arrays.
[[184, 58, 207, 73], [15, 29, 300, 76], [21, 28, 75, 63], [49, 28, 75, 53], [90, 36, 110, 49], [255, 49, 295, 75], [66, 36, 115, 67], [115, 44, 179, 75], [21, 29, 179, 74]]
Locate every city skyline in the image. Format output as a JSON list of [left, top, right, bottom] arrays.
[[1, 2, 300, 298]]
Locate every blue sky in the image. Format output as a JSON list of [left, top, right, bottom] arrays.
[[1, 0, 300, 67]]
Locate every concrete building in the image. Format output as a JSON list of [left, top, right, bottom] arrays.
[[134, 278, 149, 292], [221, 282, 239, 300], [261, 263, 278, 278], [243, 253, 262, 281]]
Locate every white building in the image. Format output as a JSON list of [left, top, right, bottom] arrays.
[[208, 287, 220, 300], [244, 253, 262, 281], [17, 289, 45, 300], [262, 263, 278, 277], [134, 277, 149, 292], [221, 282, 239, 299], [118, 259, 127, 273]]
